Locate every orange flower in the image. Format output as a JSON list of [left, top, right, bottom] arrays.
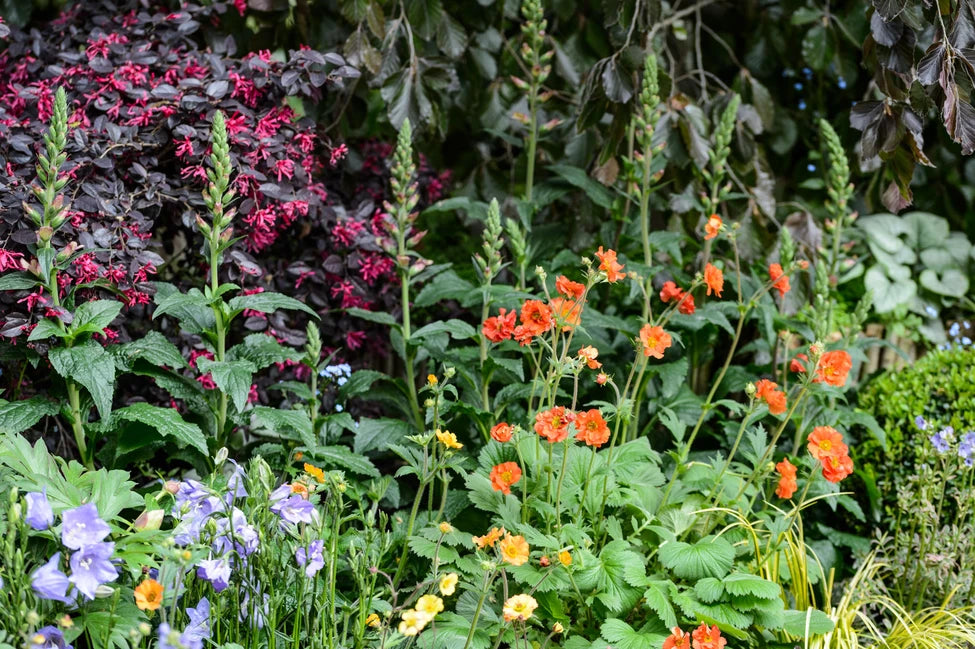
[[822, 453, 854, 483], [639, 324, 672, 359], [775, 458, 798, 499], [704, 214, 722, 240], [769, 263, 791, 297], [472, 526, 505, 549], [556, 275, 585, 300], [304, 463, 325, 483], [519, 300, 554, 336], [134, 578, 164, 612], [704, 263, 724, 298], [490, 422, 513, 443], [534, 406, 573, 443], [489, 462, 522, 494], [499, 533, 530, 566], [290, 482, 309, 498], [550, 297, 582, 331], [807, 426, 847, 461], [660, 281, 685, 304], [664, 627, 691, 649], [577, 346, 601, 369], [790, 352, 808, 373], [754, 378, 787, 415], [513, 325, 535, 346], [815, 350, 852, 387], [595, 246, 626, 283], [482, 307, 517, 343], [691, 622, 727, 649], [574, 409, 610, 447], [677, 293, 695, 315]]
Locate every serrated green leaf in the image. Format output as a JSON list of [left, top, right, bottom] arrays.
[[71, 300, 123, 336], [49, 340, 116, 418], [0, 397, 61, 434], [196, 358, 256, 413], [227, 334, 300, 369], [723, 572, 781, 600], [353, 417, 411, 453], [227, 292, 318, 318], [782, 608, 835, 636], [659, 536, 735, 580], [0, 272, 41, 290], [312, 445, 380, 477], [347, 306, 398, 326], [599, 619, 662, 649], [694, 577, 726, 602], [251, 407, 315, 448], [109, 403, 208, 457], [643, 580, 677, 627], [118, 331, 187, 369], [27, 318, 67, 341]]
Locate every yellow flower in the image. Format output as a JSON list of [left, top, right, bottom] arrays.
[[502, 594, 538, 622], [438, 521, 454, 534], [58, 615, 73, 629], [304, 463, 325, 483], [439, 572, 458, 596], [416, 594, 444, 618], [365, 613, 381, 628], [398, 609, 428, 636], [553, 622, 564, 634], [558, 549, 572, 566], [499, 533, 530, 566], [427, 374, 438, 385], [435, 430, 463, 450]]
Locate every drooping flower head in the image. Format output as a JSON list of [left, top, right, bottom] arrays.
[[814, 350, 852, 387], [61, 503, 111, 550], [754, 379, 787, 415], [578, 346, 601, 369], [534, 406, 573, 443], [555, 275, 585, 299], [639, 324, 672, 359], [28, 627, 72, 649], [595, 246, 626, 282], [769, 263, 791, 297], [574, 409, 610, 447], [704, 214, 722, 240], [472, 527, 505, 549], [790, 353, 809, 373], [660, 281, 684, 304], [502, 593, 538, 622], [499, 533, 530, 566], [25, 489, 54, 531], [197, 557, 232, 592], [490, 422, 513, 443], [704, 263, 724, 297], [489, 462, 522, 495], [774, 458, 798, 499], [69, 542, 118, 600]]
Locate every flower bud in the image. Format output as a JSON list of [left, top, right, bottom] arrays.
[[26, 611, 40, 626], [37, 226, 54, 243], [163, 480, 180, 496], [138, 622, 152, 636], [214, 446, 229, 467], [134, 509, 164, 531], [95, 584, 116, 598], [553, 622, 564, 634]]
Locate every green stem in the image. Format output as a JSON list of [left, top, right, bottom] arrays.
[[462, 570, 496, 649], [392, 478, 427, 589], [400, 267, 423, 431], [553, 438, 570, 529]]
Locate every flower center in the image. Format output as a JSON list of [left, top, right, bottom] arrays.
[[501, 471, 512, 483]]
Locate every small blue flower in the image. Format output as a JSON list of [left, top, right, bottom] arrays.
[[31, 553, 73, 604], [29, 626, 72, 649], [949, 322, 961, 337], [68, 542, 118, 600], [197, 558, 231, 592], [802, 67, 813, 78], [295, 540, 325, 578], [924, 305, 937, 317], [798, 100, 807, 111], [838, 77, 847, 89], [61, 503, 110, 550], [794, 82, 803, 91], [807, 163, 816, 172], [915, 415, 928, 430], [25, 489, 54, 531], [335, 404, 344, 412], [963, 337, 972, 346]]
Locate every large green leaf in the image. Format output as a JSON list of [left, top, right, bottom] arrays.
[[782, 608, 835, 636], [195, 358, 256, 412], [227, 334, 301, 369], [722, 572, 781, 600], [152, 286, 216, 333], [49, 340, 116, 418], [251, 407, 315, 448], [659, 535, 735, 580], [71, 300, 123, 337], [118, 331, 187, 369], [312, 444, 380, 477], [227, 292, 318, 318], [109, 403, 209, 458], [353, 417, 412, 454], [0, 397, 61, 434], [599, 619, 665, 649], [864, 266, 916, 313]]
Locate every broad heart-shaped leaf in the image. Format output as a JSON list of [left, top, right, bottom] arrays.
[[195, 358, 256, 413], [782, 608, 836, 636], [108, 403, 208, 458], [864, 265, 916, 313], [250, 407, 315, 448], [151, 285, 215, 333], [227, 292, 318, 318], [722, 572, 782, 600], [659, 535, 735, 580], [311, 445, 380, 477], [117, 331, 187, 369], [857, 214, 910, 253], [919, 267, 969, 297], [0, 397, 61, 434], [71, 299, 122, 337], [48, 340, 116, 418], [902, 211, 950, 249], [227, 334, 301, 369], [599, 619, 666, 649]]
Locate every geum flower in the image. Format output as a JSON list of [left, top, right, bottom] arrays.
[[535, 406, 573, 443], [821, 453, 854, 483], [514, 299, 554, 345], [769, 262, 790, 297], [482, 307, 516, 343], [774, 458, 798, 499], [499, 533, 530, 566], [807, 426, 847, 461], [490, 422, 513, 443], [754, 378, 787, 415], [556, 275, 585, 299], [639, 324, 672, 359], [595, 246, 626, 282], [574, 409, 610, 447], [439, 572, 458, 596], [489, 462, 522, 495], [69, 542, 118, 600], [814, 349, 852, 387], [664, 627, 691, 649], [134, 578, 164, 611], [550, 296, 582, 330], [704, 263, 724, 297], [61, 503, 111, 550], [704, 214, 722, 240], [692, 622, 727, 649], [472, 527, 504, 549], [578, 345, 601, 369], [502, 594, 538, 622], [660, 281, 695, 315]]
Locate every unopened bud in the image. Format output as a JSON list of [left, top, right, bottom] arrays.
[[95, 584, 116, 598], [37, 226, 54, 243], [163, 480, 180, 495], [214, 446, 229, 467], [134, 509, 164, 531]]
